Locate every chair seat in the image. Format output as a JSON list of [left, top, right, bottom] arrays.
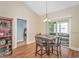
[[37, 42, 47, 47], [48, 43, 61, 47]]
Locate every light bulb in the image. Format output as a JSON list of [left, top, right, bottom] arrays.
[[43, 18, 48, 22], [43, 18, 51, 22], [48, 19, 51, 22]]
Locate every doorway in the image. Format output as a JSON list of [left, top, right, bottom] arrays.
[[17, 19, 27, 47]]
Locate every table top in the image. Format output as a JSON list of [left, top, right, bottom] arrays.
[[35, 34, 56, 40]]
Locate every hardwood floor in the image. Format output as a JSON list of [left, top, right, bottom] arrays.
[[17, 41, 26, 47], [6, 43, 79, 58]]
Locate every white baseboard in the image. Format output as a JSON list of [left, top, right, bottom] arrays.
[[70, 47, 79, 51], [12, 40, 35, 49], [27, 40, 35, 44]]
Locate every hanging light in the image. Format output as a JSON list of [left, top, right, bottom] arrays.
[[43, 1, 51, 22]]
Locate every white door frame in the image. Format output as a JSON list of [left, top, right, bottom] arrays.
[[12, 17, 27, 49]]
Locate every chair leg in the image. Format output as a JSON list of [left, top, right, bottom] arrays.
[[47, 45, 50, 55], [45, 46, 47, 54], [52, 46, 53, 54], [59, 46, 61, 57], [41, 46, 43, 58], [57, 46, 59, 58], [35, 44, 38, 56]]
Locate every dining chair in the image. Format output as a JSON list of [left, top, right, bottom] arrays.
[[35, 35, 48, 58], [49, 36, 62, 58]]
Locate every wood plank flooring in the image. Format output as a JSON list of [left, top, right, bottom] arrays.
[[6, 43, 79, 58]]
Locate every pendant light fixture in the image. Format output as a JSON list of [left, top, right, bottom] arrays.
[[43, 1, 51, 22]]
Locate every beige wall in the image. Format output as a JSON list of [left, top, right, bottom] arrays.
[[40, 5, 79, 48], [0, 1, 41, 49]]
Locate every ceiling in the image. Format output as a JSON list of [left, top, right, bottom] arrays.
[[25, 1, 79, 16]]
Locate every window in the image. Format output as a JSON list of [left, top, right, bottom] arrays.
[[57, 23, 60, 33], [60, 22, 68, 33], [47, 19, 69, 47], [54, 23, 56, 33], [48, 22, 56, 34], [53, 22, 68, 34], [47, 21, 68, 34]]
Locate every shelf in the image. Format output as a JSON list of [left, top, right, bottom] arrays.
[[0, 35, 12, 38], [0, 51, 12, 57], [0, 16, 12, 56], [0, 44, 11, 48]]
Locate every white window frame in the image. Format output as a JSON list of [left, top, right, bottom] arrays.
[[46, 16, 72, 47]]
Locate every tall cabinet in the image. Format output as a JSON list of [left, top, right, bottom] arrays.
[[0, 16, 12, 57]]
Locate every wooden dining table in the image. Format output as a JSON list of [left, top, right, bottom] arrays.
[[35, 34, 59, 55]]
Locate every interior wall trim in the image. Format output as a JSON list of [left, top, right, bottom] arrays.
[[70, 47, 79, 51]]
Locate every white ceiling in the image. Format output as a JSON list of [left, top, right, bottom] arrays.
[[25, 1, 79, 16]]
